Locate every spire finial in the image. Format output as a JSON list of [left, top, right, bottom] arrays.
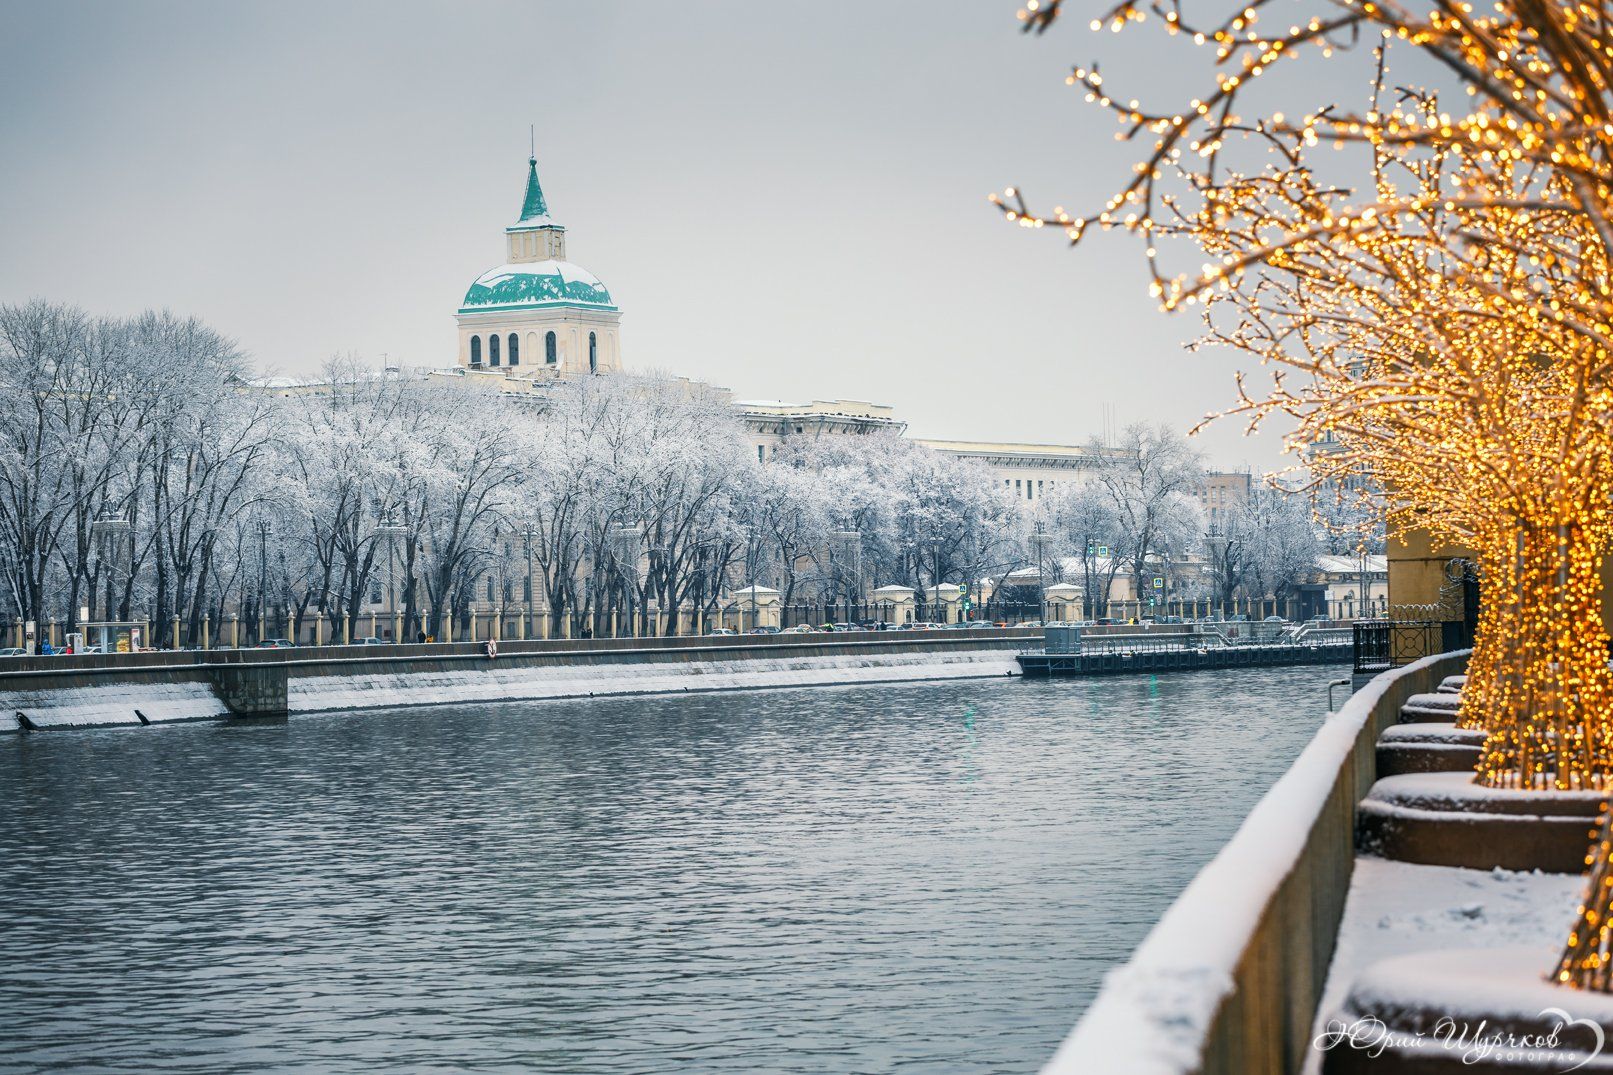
[[529, 124, 535, 162]]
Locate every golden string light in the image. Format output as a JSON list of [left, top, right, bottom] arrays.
[[992, 0, 1613, 992]]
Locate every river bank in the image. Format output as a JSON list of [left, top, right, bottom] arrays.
[[0, 631, 1038, 732]]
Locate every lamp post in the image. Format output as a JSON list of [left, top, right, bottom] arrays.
[[256, 518, 273, 644], [1032, 520, 1051, 624], [522, 523, 537, 639], [374, 517, 407, 641], [608, 524, 642, 638], [829, 527, 860, 623]]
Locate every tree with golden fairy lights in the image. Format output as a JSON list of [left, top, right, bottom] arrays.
[[987, 1, 1613, 990]]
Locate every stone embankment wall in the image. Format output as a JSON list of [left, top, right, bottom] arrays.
[[1043, 648, 1469, 1075], [0, 630, 1038, 733]]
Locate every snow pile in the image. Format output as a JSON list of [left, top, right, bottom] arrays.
[[1044, 649, 1467, 1075], [290, 648, 1020, 714], [0, 680, 229, 731], [1364, 771, 1607, 813], [1304, 860, 1585, 1075]]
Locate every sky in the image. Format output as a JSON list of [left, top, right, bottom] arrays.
[[0, 1, 1366, 470]]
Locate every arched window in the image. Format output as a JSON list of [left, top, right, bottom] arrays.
[[470, 335, 482, 364], [589, 332, 597, 374], [489, 334, 500, 366], [545, 331, 557, 365], [507, 333, 519, 366]]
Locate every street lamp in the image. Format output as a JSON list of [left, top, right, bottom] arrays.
[[608, 524, 643, 638], [1032, 520, 1051, 624], [829, 527, 861, 623], [521, 522, 538, 639], [256, 518, 274, 644], [374, 517, 407, 641]]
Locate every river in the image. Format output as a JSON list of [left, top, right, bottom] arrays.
[[0, 664, 1342, 1074]]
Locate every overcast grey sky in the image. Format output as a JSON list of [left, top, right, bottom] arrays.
[[0, 1, 1312, 468]]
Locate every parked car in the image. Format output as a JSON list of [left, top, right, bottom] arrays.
[[830, 622, 860, 632], [708, 627, 737, 636], [351, 636, 386, 645], [256, 638, 296, 649], [1263, 615, 1286, 623], [747, 626, 780, 635], [783, 624, 815, 634], [0, 647, 25, 657], [969, 621, 997, 630]]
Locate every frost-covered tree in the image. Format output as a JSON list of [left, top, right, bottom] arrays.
[[1091, 423, 1204, 607], [1206, 487, 1322, 608]]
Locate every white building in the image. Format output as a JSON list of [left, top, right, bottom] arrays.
[[454, 155, 623, 378]]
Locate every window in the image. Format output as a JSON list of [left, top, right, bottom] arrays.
[[757, 445, 765, 463], [545, 331, 557, 364], [369, 581, 382, 604], [508, 334, 519, 365], [589, 332, 597, 373], [489, 334, 500, 366], [486, 578, 495, 602], [523, 578, 532, 601], [470, 336, 482, 364]]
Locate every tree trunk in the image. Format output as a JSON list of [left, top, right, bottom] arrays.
[[1472, 522, 1613, 790]]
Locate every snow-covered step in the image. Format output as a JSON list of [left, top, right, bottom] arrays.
[[1357, 771, 1604, 873], [1375, 722, 1484, 778], [1398, 691, 1461, 723], [1435, 674, 1465, 694]]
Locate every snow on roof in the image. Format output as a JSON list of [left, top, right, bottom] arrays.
[[459, 260, 614, 310]]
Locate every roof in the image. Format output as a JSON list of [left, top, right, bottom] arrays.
[[459, 260, 616, 312], [509, 156, 556, 229]]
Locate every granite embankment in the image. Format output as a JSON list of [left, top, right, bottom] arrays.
[[0, 630, 1037, 732]]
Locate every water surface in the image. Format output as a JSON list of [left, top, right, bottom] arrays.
[[0, 665, 1342, 1073]]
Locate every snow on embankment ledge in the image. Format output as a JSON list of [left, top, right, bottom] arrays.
[[291, 647, 1019, 714], [1043, 650, 1465, 1075]]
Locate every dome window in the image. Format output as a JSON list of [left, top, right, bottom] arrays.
[[470, 336, 482, 365], [489, 334, 500, 366], [589, 332, 597, 374], [507, 334, 519, 366], [545, 331, 557, 365]]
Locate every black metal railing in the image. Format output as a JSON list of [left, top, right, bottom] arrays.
[[1353, 618, 1475, 673]]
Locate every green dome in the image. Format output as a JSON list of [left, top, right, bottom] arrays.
[[458, 260, 616, 313]]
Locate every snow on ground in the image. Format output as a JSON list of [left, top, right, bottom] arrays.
[[291, 648, 1022, 714], [1303, 857, 1583, 1075]]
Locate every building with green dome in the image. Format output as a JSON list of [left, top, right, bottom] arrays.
[[455, 156, 622, 377]]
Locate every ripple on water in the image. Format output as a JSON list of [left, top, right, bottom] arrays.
[[0, 665, 1339, 1073]]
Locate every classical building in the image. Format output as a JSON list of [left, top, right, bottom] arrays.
[[914, 439, 1116, 504], [435, 155, 1130, 496], [455, 155, 622, 378]]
